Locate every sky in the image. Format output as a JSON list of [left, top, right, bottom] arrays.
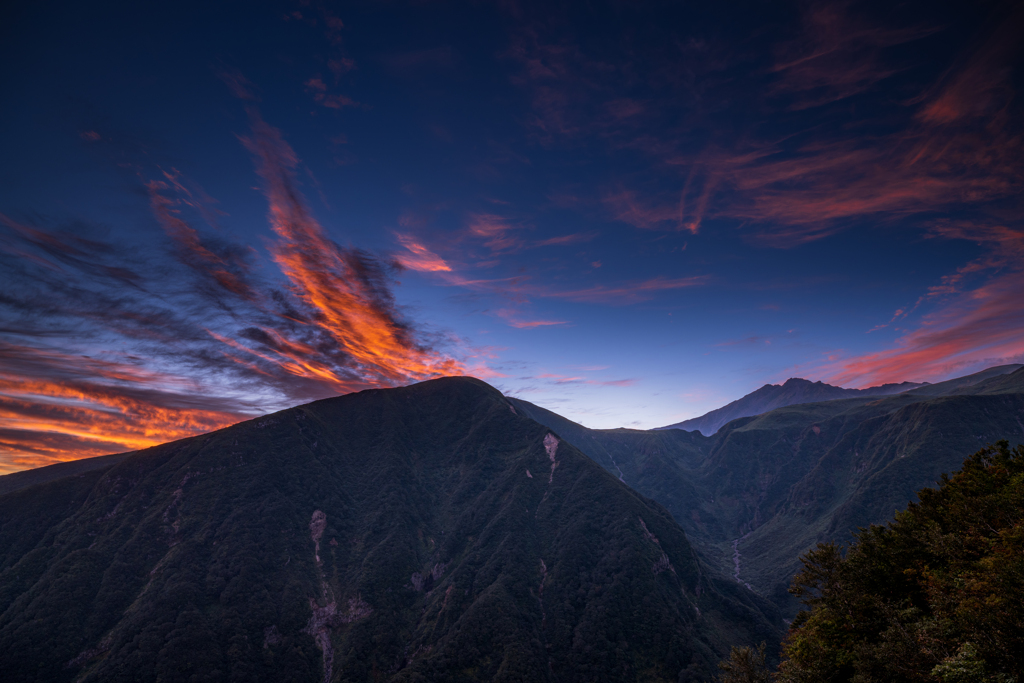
[[1, 0, 1023, 474]]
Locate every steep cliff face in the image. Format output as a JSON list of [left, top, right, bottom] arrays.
[[0, 377, 780, 683]]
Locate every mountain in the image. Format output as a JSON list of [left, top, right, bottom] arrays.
[[657, 378, 927, 436], [0, 377, 781, 683], [776, 441, 1024, 681], [0, 452, 129, 497], [511, 365, 1024, 616]]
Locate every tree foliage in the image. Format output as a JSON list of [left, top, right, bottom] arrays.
[[715, 642, 772, 683], [777, 441, 1024, 683]]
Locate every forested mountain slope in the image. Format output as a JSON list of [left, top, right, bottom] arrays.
[[0, 377, 780, 683], [775, 441, 1024, 682], [512, 365, 1024, 615]]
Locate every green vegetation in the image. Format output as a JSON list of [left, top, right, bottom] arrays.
[[5, 366, 1021, 682], [714, 642, 771, 683], [512, 365, 1024, 616], [775, 441, 1024, 682], [0, 377, 780, 682]]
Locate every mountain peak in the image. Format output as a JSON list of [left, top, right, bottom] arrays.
[[658, 374, 932, 435], [0, 377, 780, 682]]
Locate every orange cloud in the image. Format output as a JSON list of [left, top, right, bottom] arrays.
[[394, 233, 452, 272], [0, 107, 476, 473], [0, 342, 244, 474], [239, 109, 468, 387], [824, 272, 1024, 387]]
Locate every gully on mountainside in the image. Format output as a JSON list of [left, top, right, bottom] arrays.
[[302, 509, 373, 683]]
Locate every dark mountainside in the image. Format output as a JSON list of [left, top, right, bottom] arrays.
[[0, 452, 129, 497], [0, 377, 781, 683], [775, 441, 1024, 682], [657, 378, 929, 436], [511, 365, 1024, 616]]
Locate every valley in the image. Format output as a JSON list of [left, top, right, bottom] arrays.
[[511, 364, 1024, 615]]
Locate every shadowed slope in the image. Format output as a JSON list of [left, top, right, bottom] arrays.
[[0, 453, 130, 497], [0, 377, 780, 683], [513, 366, 1024, 616]]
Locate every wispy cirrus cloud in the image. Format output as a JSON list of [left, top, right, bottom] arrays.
[[507, 3, 1024, 249], [501, 2, 1024, 394], [495, 309, 568, 329], [236, 105, 469, 388], [768, 1, 935, 110], [467, 213, 525, 253], [821, 224, 1024, 386], [393, 233, 452, 272], [539, 275, 708, 304], [823, 271, 1024, 387], [304, 76, 359, 109], [529, 372, 636, 388], [0, 341, 246, 474], [0, 95, 475, 472]]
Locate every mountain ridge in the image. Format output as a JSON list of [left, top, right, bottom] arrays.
[[511, 364, 1024, 615], [0, 376, 781, 683], [655, 365, 1023, 436], [656, 377, 926, 436]]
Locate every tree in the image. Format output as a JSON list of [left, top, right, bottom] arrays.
[[775, 441, 1024, 683], [716, 642, 772, 683]]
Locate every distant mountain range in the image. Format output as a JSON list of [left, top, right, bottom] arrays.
[[511, 364, 1024, 614], [657, 377, 929, 435], [0, 378, 778, 683]]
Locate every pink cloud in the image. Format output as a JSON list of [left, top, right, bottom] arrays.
[[304, 75, 359, 109], [508, 319, 568, 329], [821, 225, 1024, 386], [541, 275, 708, 304], [604, 188, 704, 234], [534, 231, 597, 247], [495, 309, 568, 329], [529, 372, 636, 387], [467, 213, 524, 253], [394, 233, 452, 272], [768, 3, 935, 110]]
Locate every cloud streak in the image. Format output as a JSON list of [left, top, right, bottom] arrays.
[[0, 341, 244, 474], [822, 225, 1024, 387], [0, 106, 472, 472], [239, 108, 467, 388]]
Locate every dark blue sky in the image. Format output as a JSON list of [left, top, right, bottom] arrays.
[[1, 0, 1022, 472]]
